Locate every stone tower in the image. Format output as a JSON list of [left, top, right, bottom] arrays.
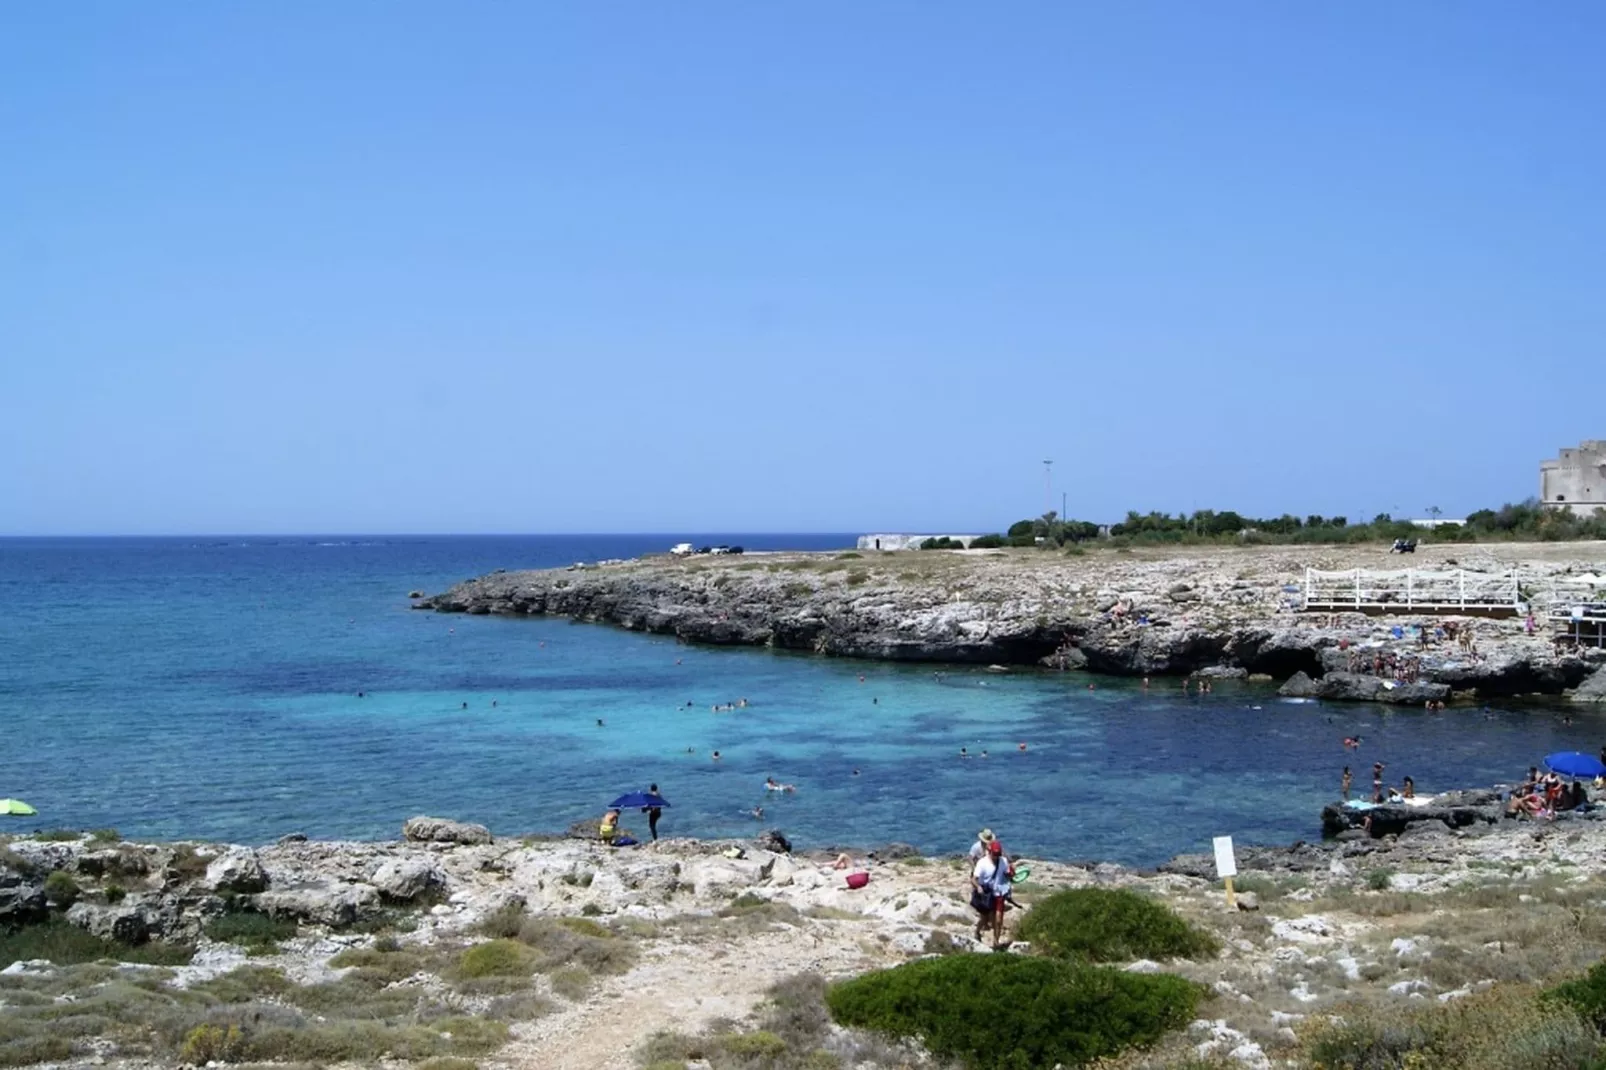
[[1540, 441, 1606, 513]]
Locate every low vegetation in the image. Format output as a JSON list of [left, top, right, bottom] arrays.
[[1017, 887, 1220, 963], [826, 955, 1206, 1069], [640, 973, 907, 1070], [0, 917, 193, 968], [203, 909, 299, 954], [1298, 984, 1601, 1070]]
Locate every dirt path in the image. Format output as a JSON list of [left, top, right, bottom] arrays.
[[497, 923, 885, 1070]]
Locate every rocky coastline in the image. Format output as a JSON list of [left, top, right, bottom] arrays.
[[8, 801, 1606, 1069], [418, 542, 1606, 704]]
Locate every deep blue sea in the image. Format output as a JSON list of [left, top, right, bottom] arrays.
[[0, 536, 1596, 865]]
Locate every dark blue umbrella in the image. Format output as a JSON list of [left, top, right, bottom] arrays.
[[1544, 752, 1606, 779], [609, 791, 670, 809]]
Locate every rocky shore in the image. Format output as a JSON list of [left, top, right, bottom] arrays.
[[8, 805, 1606, 1069], [419, 542, 1606, 703]]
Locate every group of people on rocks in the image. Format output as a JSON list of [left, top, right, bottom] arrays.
[[1507, 764, 1594, 819], [1341, 761, 1416, 804]]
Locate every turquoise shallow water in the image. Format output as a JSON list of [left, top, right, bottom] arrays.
[[1, 536, 1599, 865]]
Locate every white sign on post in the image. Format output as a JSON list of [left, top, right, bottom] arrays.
[[1212, 836, 1237, 879]]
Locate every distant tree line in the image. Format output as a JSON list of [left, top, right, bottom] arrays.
[[924, 499, 1606, 550]]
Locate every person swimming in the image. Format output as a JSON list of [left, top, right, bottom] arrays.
[[596, 718, 605, 727], [712, 751, 722, 761], [764, 777, 797, 793]]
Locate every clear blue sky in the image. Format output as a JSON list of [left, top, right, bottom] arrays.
[[3, 4, 1603, 535]]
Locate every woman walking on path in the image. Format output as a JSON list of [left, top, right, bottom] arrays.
[[971, 839, 1013, 950]]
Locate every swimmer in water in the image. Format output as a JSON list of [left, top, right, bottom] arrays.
[[748, 805, 764, 820], [461, 702, 468, 710], [852, 768, 861, 776], [596, 718, 605, 727], [980, 750, 989, 759], [357, 691, 364, 698], [712, 750, 722, 761], [1017, 742, 1027, 752], [492, 700, 497, 707], [959, 747, 969, 759]]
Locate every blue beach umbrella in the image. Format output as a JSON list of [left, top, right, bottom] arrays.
[[1544, 752, 1606, 779], [608, 791, 670, 809]]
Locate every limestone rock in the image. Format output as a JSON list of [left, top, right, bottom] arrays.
[[206, 847, 268, 894], [1235, 891, 1260, 911], [66, 902, 149, 944], [256, 881, 381, 926], [370, 858, 444, 902], [402, 816, 492, 845], [0, 875, 47, 927], [1572, 666, 1606, 704], [1278, 672, 1320, 698]]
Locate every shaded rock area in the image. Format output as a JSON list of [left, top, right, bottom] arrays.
[[1319, 789, 1507, 837], [418, 542, 1606, 703]]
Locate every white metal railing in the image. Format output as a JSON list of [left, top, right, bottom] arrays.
[[1303, 568, 1521, 612]]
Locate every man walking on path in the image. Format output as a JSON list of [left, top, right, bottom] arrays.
[[645, 784, 663, 841]]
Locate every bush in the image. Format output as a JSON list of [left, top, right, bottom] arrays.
[[969, 534, 1008, 549], [204, 909, 298, 953], [87, 828, 121, 845], [180, 1023, 246, 1063], [1365, 867, 1396, 891], [827, 954, 1204, 1069], [30, 829, 84, 843], [103, 883, 126, 904], [1546, 959, 1606, 1032], [455, 939, 534, 979], [43, 870, 80, 908], [0, 917, 193, 966], [1017, 888, 1220, 963], [1302, 984, 1600, 1069]]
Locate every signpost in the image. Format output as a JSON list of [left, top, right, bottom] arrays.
[[1213, 835, 1238, 908]]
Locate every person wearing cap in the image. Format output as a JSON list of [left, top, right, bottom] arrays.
[[971, 838, 1013, 949], [968, 828, 995, 861]]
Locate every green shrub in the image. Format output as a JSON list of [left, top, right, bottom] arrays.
[[204, 909, 298, 953], [87, 829, 121, 845], [516, 917, 636, 976], [180, 1023, 247, 1063], [1302, 984, 1600, 1069], [455, 939, 534, 979], [826, 954, 1204, 1069], [0, 1035, 73, 1067], [969, 534, 1008, 549], [30, 829, 83, 843], [1546, 959, 1606, 1032], [720, 1030, 787, 1059], [1017, 888, 1220, 963], [103, 883, 126, 904], [1365, 867, 1396, 891], [43, 871, 80, 908], [0, 917, 193, 966]]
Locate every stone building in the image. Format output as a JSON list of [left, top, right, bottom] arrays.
[[856, 534, 980, 551], [1541, 440, 1606, 513]]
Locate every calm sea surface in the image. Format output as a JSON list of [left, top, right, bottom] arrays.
[[0, 536, 1595, 865]]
